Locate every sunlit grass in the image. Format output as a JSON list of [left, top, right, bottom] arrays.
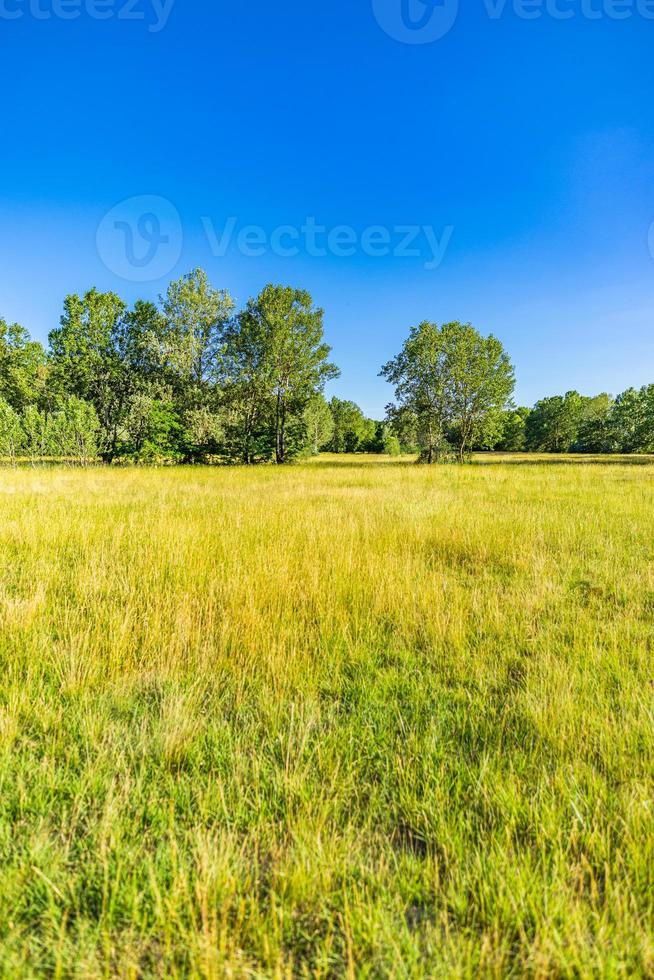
[[0, 457, 653, 977]]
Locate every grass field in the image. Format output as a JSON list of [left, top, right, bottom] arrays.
[[1, 456, 653, 977]]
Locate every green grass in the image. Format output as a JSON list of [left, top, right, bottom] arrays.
[[0, 456, 653, 977]]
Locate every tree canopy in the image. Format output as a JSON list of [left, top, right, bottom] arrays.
[[381, 321, 515, 462]]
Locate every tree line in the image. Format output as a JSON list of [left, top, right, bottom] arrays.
[[1, 270, 652, 463], [496, 390, 654, 454]]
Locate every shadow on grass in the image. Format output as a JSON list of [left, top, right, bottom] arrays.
[[311, 453, 654, 468]]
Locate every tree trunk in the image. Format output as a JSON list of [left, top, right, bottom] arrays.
[[279, 405, 286, 464], [275, 391, 284, 464]]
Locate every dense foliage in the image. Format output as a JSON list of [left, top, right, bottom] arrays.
[[0, 274, 339, 464], [1, 279, 654, 462], [498, 388, 654, 454]]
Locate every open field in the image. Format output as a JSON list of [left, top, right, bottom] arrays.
[[0, 457, 653, 977]]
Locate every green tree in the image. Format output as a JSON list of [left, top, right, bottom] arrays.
[[622, 385, 654, 453], [304, 394, 335, 455], [121, 396, 184, 462], [608, 388, 643, 453], [328, 398, 368, 453], [0, 397, 25, 462], [496, 407, 531, 452], [359, 417, 379, 452], [574, 394, 614, 453], [0, 318, 47, 410], [381, 321, 514, 463], [444, 322, 514, 460], [219, 307, 275, 464], [160, 269, 234, 396], [382, 426, 402, 456], [381, 323, 453, 464], [235, 286, 339, 464], [48, 289, 131, 458], [526, 391, 585, 453], [153, 270, 235, 461]]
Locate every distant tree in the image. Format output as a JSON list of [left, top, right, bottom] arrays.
[[359, 417, 379, 452], [120, 396, 184, 462], [120, 299, 169, 383], [304, 394, 334, 455], [623, 384, 654, 453], [328, 398, 367, 453], [382, 426, 402, 456], [381, 321, 514, 463], [574, 394, 614, 453], [0, 318, 47, 410], [496, 407, 531, 451], [525, 391, 585, 453], [608, 388, 643, 453], [443, 323, 514, 460], [364, 421, 387, 454], [182, 406, 225, 461]]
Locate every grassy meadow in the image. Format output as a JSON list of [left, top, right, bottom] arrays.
[[0, 455, 653, 977]]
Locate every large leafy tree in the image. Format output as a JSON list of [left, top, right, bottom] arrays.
[[381, 322, 452, 463], [233, 285, 339, 464], [48, 289, 131, 458], [443, 322, 515, 459], [381, 321, 514, 463], [140, 269, 236, 461], [219, 306, 274, 464], [48, 290, 176, 459]]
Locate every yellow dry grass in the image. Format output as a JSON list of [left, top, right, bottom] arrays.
[[0, 456, 652, 977]]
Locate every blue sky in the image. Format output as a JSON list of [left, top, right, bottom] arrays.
[[1, 0, 653, 417]]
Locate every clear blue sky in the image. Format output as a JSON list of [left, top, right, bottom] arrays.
[[1, 0, 653, 417]]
